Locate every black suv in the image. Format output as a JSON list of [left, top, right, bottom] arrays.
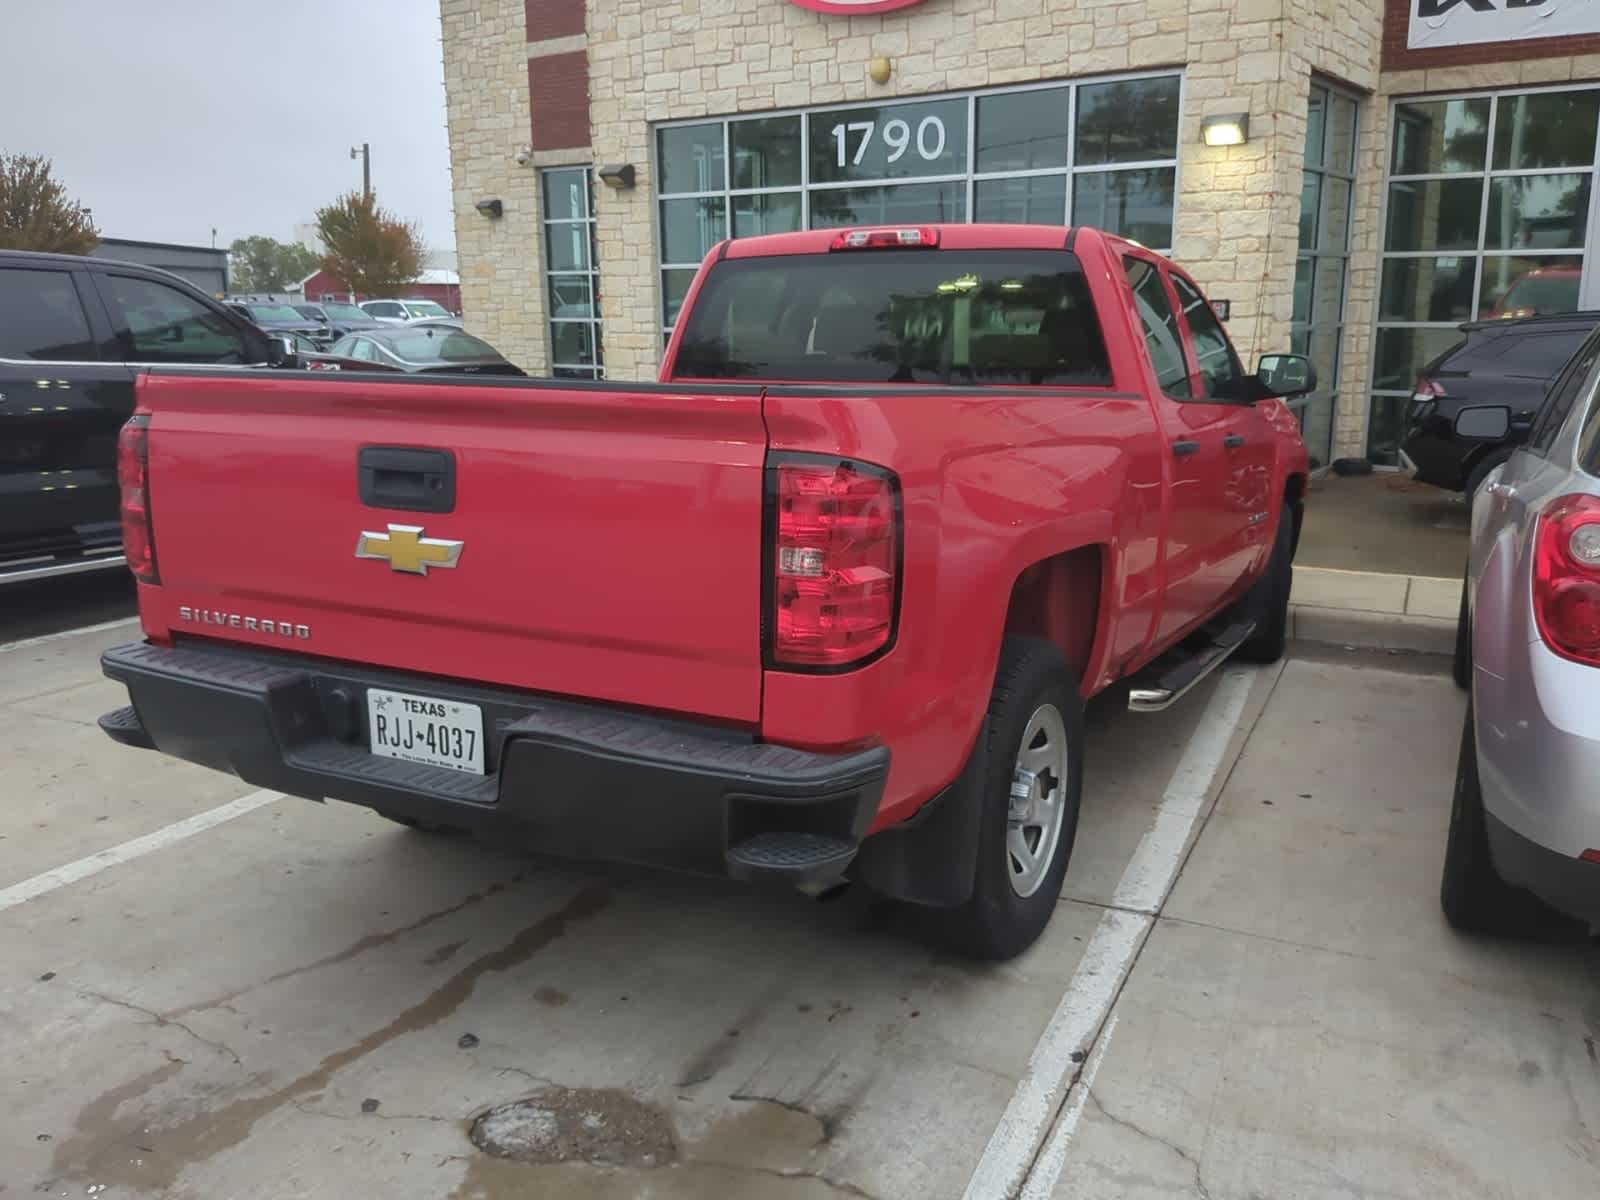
[[1402, 312, 1600, 501], [0, 249, 292, 584]]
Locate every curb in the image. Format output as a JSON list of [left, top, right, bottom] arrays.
[[1289, 604, 1455, 656], [1287, 566, 1459, 657]]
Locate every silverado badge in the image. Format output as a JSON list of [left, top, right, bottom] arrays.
[[355, 525, 464, 575]]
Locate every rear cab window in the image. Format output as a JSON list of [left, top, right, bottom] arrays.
[[673, 249, 1112, 385]]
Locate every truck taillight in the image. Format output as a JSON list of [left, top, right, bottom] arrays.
[[1410, 375, 1444, 421], [767, 456, 900, 669], [1533, 493, 1600, 666], [117, 414, 159, 585]]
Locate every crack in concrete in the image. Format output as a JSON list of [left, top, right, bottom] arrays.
[[733, 1161, 881, 1199], [289, 1099, 456, 1125], [493, 1065, 562, 1090], [1088, 1090, 1212, 1200], [164, 873, 528, 1019], [79, 987, 244, 1069]]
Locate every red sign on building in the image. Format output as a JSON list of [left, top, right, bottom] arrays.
[[787, 0, 928, 13]]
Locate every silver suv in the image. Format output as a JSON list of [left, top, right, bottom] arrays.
[[1448, 325, 1600, 931]]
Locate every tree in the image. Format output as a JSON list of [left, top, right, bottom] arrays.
[[228, 235, 318, 293], [0, 153, 97, 254], [314, 191, 424, 298]]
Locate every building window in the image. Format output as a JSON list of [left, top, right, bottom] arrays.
[[542, 166, 603, 378], [1295, 81, 1359, 470], [1369, 86, 1600, 463], [655, 72, 1182, 342]]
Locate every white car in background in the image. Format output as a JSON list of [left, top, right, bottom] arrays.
[[359, 298, 461, 328]]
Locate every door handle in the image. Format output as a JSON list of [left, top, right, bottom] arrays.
[[1224, 433, 1247, 449], [1172, 439, 1201, 457]]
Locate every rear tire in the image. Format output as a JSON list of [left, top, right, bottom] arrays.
[[1237, 506, 1293, 664], [1452, 563, 1471, 691], [940, 637, 1083, 961], [1440, 702, 1543, 934]]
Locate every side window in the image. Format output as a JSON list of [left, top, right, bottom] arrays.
[[1529, 332, 1600, 456], [0, 267, 97, 361], [1171, 272, 1245, 400], [1122, 256, 1191, 399], [350, 338, 378, 362], [370, 302, 399, 318], [97, 275, 250, 364]]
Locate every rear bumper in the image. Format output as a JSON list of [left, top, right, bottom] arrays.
[[1486, 813, 1600, 925], [101, 640, 888, 885]]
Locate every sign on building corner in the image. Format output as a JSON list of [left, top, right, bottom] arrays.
[[1409, 0, 1600, 50], [787, 0, 929, 14]]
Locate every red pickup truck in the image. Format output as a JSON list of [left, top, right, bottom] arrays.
[[99, 225, 1313, 959]]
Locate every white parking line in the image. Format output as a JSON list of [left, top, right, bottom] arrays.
[[1019, 1013, 1118, 1200], [0, 616, 139, 653], [0, 789, 281, 913], [963, 666, 1266, 1200]]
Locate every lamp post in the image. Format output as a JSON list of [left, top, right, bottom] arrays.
[[350, 143, 371, 198]]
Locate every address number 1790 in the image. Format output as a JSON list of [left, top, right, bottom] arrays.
[[830, 115, 948, 168]]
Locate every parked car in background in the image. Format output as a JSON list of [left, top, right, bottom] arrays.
[[293, 301, 384, 340], [326, 326, 523, 375], [227, 300, 330, 348], [360, 298, 461, 327], [1484, 263, 1582, 321], [1402, 312, 1600, 505], [0, 249, 290, 584], [1446, 321, 1600, 933]]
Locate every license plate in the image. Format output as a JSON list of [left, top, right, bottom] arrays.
[[366, 688, 485, 775]]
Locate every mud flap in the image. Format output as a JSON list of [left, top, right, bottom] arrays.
[[854, 719, 987, 908]]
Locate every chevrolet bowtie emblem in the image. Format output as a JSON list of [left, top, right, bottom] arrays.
[[355, 524, 464, 575]]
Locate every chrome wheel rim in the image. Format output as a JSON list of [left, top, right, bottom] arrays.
[[1007, 704, 1069, 898]]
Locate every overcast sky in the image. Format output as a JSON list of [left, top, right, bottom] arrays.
[[1, 1, 455, 253]]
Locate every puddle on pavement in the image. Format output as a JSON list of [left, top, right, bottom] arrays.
[[454, 1090, 860, 1200], [45, 883, 613, 1196], [470, 1088, 676, 1168]]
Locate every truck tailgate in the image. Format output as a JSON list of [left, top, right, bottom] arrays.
[[137, 372, 768, 723]]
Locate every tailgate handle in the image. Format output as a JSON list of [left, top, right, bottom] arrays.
[[359, 446, 456, 513]]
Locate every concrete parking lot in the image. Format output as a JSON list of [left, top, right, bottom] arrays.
[[2, 575, 1596, 1200]]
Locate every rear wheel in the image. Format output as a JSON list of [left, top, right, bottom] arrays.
[[1452, 563, 1471, 691], [1237, 505, 1294, 664], [1440, 702, 1544, 934], [941, 637, 1083, 961]]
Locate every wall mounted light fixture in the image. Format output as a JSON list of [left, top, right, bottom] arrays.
[[598, 163, 637, 190], [475, 198, 504, 218], [1201, 113, 1249, 147]]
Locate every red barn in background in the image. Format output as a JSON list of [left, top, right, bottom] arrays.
[[297, 268, 462, 315]]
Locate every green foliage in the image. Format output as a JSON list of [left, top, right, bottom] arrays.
[[0, 153, 97, 254], [314, 192, 424, 298], [228, 235, 319, 292]]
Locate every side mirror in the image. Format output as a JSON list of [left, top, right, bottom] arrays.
[[265, 335, 300, 369], [1256, 353, 1317, 398], [164, 322, 185, 343], [1454, 404, 1511, 441]]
